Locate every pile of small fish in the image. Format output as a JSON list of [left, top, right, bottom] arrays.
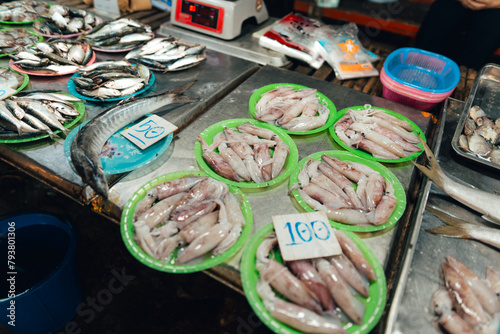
[[291, 155, 398, 226], [125, 37, 206, 72], [82, 18, 152, 51], [255, 230, 378, 333], [0, 28, 39, 54], [0, 67, 24, 91], [10, 38, 93, 74], [0, 90, 81, 139], [73, 61, 151, 100], [458, 105, 500, 165], [255, 86, 330, 132], [0, 0, 47, 22], [33, 4, 98, 36], [335, 105, 422, 159], [197, 123, 290, 183], [133, 176, 246, 264], [430, 256, 500, 334]]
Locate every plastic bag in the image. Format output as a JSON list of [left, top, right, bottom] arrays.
[[259, 13, 324, 69], [316, 23, 379, 80]]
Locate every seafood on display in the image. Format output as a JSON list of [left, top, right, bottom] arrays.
[[197, 123, 290, 183], [334, 105, 422, 159], [255, 230, 378, 333], [10, 38, 94, 74], [125, 37, 206, 72], [70, 81, 197, 198], [414, 136, 500, 225], [0, 90, 81, 139], [0, 67, 24, 91], [291, 154, 398, 226], [82, 18, 152, 51], [254, 85, 331, 132], [33, 4, 98, 36], [72, 61, 152, 100], [458, 105, 500, 165], [0, 1, 47, 22], [430, 256, 500, 334], [132, 175, 247, 264], [0, 29, 39, 54]]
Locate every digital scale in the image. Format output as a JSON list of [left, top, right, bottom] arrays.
[[171, 0, 269, 40]]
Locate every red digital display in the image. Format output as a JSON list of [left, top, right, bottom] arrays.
[[176, 0, 224, 34], [188, 4, 196, 12]]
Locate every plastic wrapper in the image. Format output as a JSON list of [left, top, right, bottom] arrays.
[[259, 13, 324, 69], [316, 23, 379, 80]]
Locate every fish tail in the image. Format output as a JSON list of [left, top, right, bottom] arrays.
[[426, 225, 471, 239], [412, 137, 445, 189], [170, 95, 199, 105], [168, 80, 196, 95]]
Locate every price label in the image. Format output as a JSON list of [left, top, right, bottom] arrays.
[[272, 211, 341, 261], [121, 115, 177, 150], [0, 88, 17, 101]]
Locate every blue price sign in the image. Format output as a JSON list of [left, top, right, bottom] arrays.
[[121, 115, 177, 150], [273, 212, 341, 261]]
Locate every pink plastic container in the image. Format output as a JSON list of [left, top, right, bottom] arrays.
[[380, 67, 455, 111]]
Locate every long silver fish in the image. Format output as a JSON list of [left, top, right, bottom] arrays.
[[414, 137, 500, 225], [70, 81, 198, 198], [426, 205, 500, 249]]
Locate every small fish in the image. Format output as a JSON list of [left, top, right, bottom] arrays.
[[414, 136, 500, 225]]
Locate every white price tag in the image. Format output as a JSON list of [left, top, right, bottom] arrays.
[[0, 88, 17, 101], [93, 0, 120, 16], [272, 211, 341, 262], [121, 115, 177, 150]]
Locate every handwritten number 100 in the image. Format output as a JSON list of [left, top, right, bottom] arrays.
[[284, 221, 330, 246]]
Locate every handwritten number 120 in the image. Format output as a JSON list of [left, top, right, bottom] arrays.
[[284, 221, 330, 246]]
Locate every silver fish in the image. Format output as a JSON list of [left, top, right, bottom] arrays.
[[414, 137, 500, 225], [70, 81, 198, 197]]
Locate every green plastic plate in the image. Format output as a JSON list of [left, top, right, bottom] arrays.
[[328, 105, 426, 163], [240, 223, 387, 334], [0, 92, 85, 144], [121, 170, 253, 274], [194, 118, 299, 189], [0, 66, 29, 94], [288, 151, 407, 232], [248, 83, 337, 135], [0, 29, 43, 58]]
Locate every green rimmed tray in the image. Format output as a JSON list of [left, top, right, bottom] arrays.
[[120, 170, 253, 274], [329, 105, 426, 163], [288, 151, 407, 233], [0, 92, 85, 144], [248, 83, 337, 136], [0, 29, 43, 57], [194, 118, 299, 189], [0, 66, 29, 95], [240, 222, 387, 334]]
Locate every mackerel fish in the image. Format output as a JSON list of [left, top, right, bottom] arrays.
[[70, 81, 198, 198]]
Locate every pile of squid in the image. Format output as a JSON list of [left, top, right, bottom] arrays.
[[0, 67, 24, 91], [10, 38, 93, 74], [72, 61, 151, 100], [0, 1, 47, 22], [458, 105, 500, 165], [133, 176, 246, 265], [82, 18, 152, 51], [334, 105, 422, 159], [33, 4, 98, 36], [0, 90, 81, 139], [0, 28, 39, 54], [197, 123, 290, 183], [291, 155, 397, 226], [125, 37, 206, 72], [430, 256, 500, 334], [255, 86, 330, 132], [256, 230, 378, 333]]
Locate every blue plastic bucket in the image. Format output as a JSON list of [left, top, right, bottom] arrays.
[[0, 213, 81, 334]]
